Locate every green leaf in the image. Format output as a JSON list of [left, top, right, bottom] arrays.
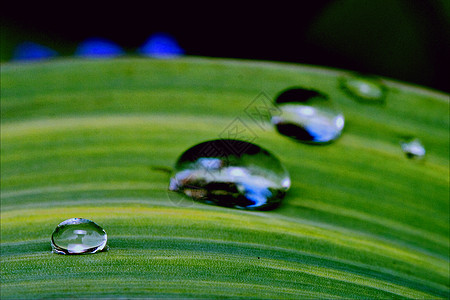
[[1, 57, 449, 299]]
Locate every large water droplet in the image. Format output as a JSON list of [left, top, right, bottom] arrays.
[[400, 138, 426, 159], [339, 74, 387, 104], [51, 218, 107, 255], [271, 88, 344, 144], [169, 139, 290, 210]]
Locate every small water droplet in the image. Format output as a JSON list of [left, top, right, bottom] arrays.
[[169, 139, 290, 210], [339, 75, 387, 104], [51, 218, 107, 255], [139, 32, 184, 58], [271, 88, 344, 144], [12, 42, 58, 61], [400, 138, 426, 159], [75, 38, 124, 58]]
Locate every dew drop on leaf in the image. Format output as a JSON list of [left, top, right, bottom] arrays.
[[271, 88, 345, 144], [400, 138, 426, 159], [51, 218, 107, 255], [169, 139, 290, 210], [339, 75, 387, 104]]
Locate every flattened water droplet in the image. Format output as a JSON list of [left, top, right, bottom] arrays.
[[271, 88, 344, 144], [400, 138, 426, 159], [340, 75, 387, 104], [169, 139, 290, 210], [51, 218, 107, 255]]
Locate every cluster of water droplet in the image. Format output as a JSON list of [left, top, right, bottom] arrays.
[[46, 67, 426, 254], [168, 79, 427, 211], [339, 74, 426, 159], [12, 33, 184, 61], [166, 88, 345, 210]]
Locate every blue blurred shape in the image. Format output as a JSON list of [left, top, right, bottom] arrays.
[[75, 38, 124, 58], [139, 33, 184, 58], [12, 42, 58, 61]]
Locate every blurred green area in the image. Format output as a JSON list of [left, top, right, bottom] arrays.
[[305, 0, 450, 93], [1, 57, 449, 298]]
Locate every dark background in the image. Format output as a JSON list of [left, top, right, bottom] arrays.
[[1, 0, 449, 92]]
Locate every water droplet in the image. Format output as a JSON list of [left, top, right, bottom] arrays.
[[75, 38, 124, 58], [339, 75, 387, 104], [271, 88, 345, 144], [51, 218, 107, 255], [169, 139, 290, 210], [12, 42, 58, 61], [139, 33, 184, 58], [400, 138, 425, 159]]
